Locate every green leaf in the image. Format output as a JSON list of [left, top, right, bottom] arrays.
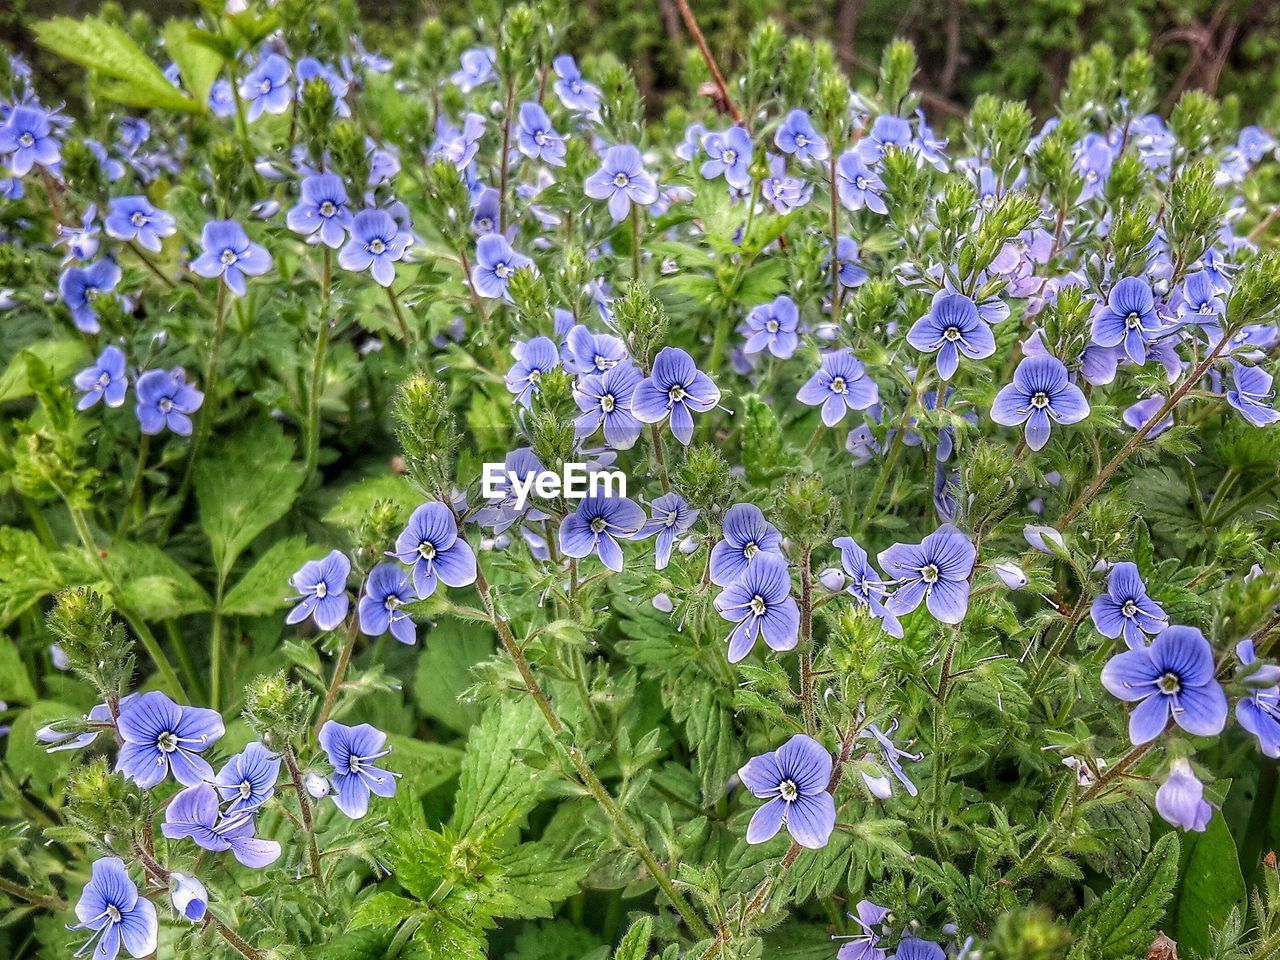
[[613, 916, 653, 960], [451, 698, 550, 836], [222, 537, 326, 616], [1174, 812, 1246, 957], [0, 526, 64, 628], [33, 16, 203, 113], [196, 422, 306, 581], [350, 891, 420, 929], [0, 634, 36, 703], [0, 342, 88, 404], [487, 840, 591, 920], [385, 735, 463, 800], [161, 19, 223, 107], [413, 618, 495, 733], [107, 542, 213, 620], [1069, 832, 1180, 960]]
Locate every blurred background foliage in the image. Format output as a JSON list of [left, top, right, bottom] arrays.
[[4, 0, 1280, 126]]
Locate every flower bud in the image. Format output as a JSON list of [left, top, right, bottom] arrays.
[[243, 672, 314, 748]]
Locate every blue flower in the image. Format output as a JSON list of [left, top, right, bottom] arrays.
[[701, 126, 753, 190], [189, 220, 273, 296], [286, 550, 351, 630], [1226, 361, 1280, 426], [878, 524, 976, 624], [287, 173, 353, 248], [585, 144, 660, 221], [737, 734, 835, 847], [505, 336, 561, 407], [1090, 276, 1162, 364], [56, 204, 101, 263], [214, 741, 281, 815], [552, 55, 602, 114], [836, 899, 891, 960], [104, 196, 176, 252], [116, 690, 224, 789], [162, 783, 281, 867], [471, 187, 500, 234], [59, 259, 121, 333], [1176, 271, 1226, 326], [835, 153, 887, 214], [1101, 625, 1228, 744], [74, 345, 129, 411], [907, 292, 996, 380], [451, 47, 496, 91], [796, 349, 879, 425], [239, 53, 292, 121], [559, 494, 646, 571], [71, 857, 157, 960], [432, 112, 487, 170], [1156, 758, 1212, 832], [0, 105, 60, 176], [775, 109, 829, 161], [516, 102, 566, 166], [391, 502, 478, 598], [710, 502, 785, 586], [475, 447, 551, 533], [1236, 638, 1280, 757], [471, 234, 533, 300], [834, 536, 901, 638], [169, 872, 208, 923], [1090, 562, 1167, 650], [562, 323, 628, 375], [135, 368, 204, 436], [636, 491, 698, 569], [829, 237, 869, 289], [894, 938, 945, 960], [858, 720, 921, 798], [715, 553, 799, 662], [574, 361, 644, 449], [296, 57, 350, 114], [743, 295, 800, 359], [338, 208, 413, 286], [760, 154, 811, 214], [631, 346, 721, 445], [359, 563, 417, 645], [319, 720, 399, 818], [990, 355, 1090, 450]]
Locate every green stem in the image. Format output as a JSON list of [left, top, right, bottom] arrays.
[[314, 616, 361, 735], [116, 433, 150, 535], [305, 249, 334, 477], [631, 203, 643, 280], [282, 746, 327, 896], [649, 423, 671, 494], [385, 284, 411, 342], [861, 366, 924, 525]]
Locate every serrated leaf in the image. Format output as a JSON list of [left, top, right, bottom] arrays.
[[161, 19, 223, 107], [222, 537, 326, 616], [413, 618, 494, 733], [107, 541, 213, 619], [451, 698, 550, 836], [614, 916, 654, 960], [1069, 832, 1180, 960]]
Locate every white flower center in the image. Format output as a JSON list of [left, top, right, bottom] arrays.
[[1158, 672, 1181, 694], [613, 173, 630, 187], [590, 517, 608, 534], [830, 376, 847, 394], [668, 385, 687, 402], [778, 778, 798, 801], [601, 394, 616, 413], [320, 201, 336, 216], [369, 239, 386, 255], [921, 563, 940, 584], [1030, 391, 1050, 409], [748, 594, 767, 617], [418, 541, 437, 560], [943, 326, 962, 342]]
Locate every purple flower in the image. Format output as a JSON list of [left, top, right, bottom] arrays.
[[715, 553, 799, 662], [743, 295, 800, 359], [701, 126, 753, 190], [584, 145, 659, 222], [239, 53, 292, 121], [837, 899, 890, 960], [859, 720, 921, 798], [1177, 271, 1226, 326], [338, 208, 413, 287], [286, 550, 350, 630], [1156, 758, 1212, 832], [135, 368, 203, 436], [74, 345, 128, 410], [452, 47, 496, 91], [359, 562, 417, 645], [59, 259, 121, 333], [475, 448, 549, 533], [391, 502, 477, 598], [1123, 396, 1173, 437], [552, 55, 601, 114], [894, 938, 945, 960], [1090, 277, 1162, 365], [562, 323, 628, 375], [162, 783, 282, 867], [990, 355, 1090, 450], [631, 346, 721, 445], [636, 491, 699, 570], [834, 536, 902, 638], [115, 690, 224, 789], [1227, 361, 1280, 426], [775, 109, 829, 162], [169, 872, 208, 923], [287, 173, 353, 249], [796, 349, 879, 426], [1236, 639, 1280, 757], [471, 234, 533, 301], [575, 361, 644, 449], [830, 237, 869, 289], [189, 220, 273, 296], [710, 503, 785, 586], [0, 105, 60, 176], [1090, 562, 1167, 650], [760, 154, 811, 213], [1100, 625, 1228, 744], [835, 153, 887, 214], [559, 494, 646, 572], [104, 195, 176, 252], [506, 336, 560, 407], [471, 187, 500, 235], [214, 741, 280, 816], [907, 292, 996, 381], [737, 734, 835, 848], [71, 857, 157, 960], [877, 523, 976, 624], [37, 695, 136, 753], [516, 102, 566, 166], [319, 720, 399, 818]]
